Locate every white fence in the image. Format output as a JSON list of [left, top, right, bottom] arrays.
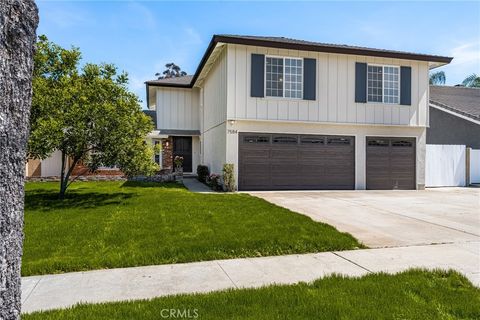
[[471, 149, 480, 184], [426, 145, 466, 187], [426, 145, 480, 187]]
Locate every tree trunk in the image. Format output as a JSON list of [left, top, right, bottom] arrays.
[[0, 1, 38, 319], [59, 157, 78, 199]]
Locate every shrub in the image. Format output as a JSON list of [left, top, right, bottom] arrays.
[[208, 173, 221, 191], [174, 156, 184, 167], [197, 165, 209, 183], [222, 163, 236, 192]]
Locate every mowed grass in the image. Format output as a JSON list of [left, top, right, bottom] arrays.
[[23, 181, 362, 276], [24, 269, 480, 319]]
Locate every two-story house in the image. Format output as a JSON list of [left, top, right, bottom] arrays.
[[145, 35, 452, 191]]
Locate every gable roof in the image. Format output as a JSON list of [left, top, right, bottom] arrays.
[[430, 86, 480, 122], [146, 34, 453, 89], [145, 75, 193, 87]]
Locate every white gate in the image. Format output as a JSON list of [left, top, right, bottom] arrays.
[[470, 149, 480, 184], [426, 145, 466, 187]]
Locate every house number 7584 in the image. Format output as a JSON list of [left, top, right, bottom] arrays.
[[228, 129, 238, 134]]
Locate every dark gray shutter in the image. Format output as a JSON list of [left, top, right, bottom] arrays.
[[355, 62, 367, 103], [251, 54, 265, 98], [303, 58, 316, 100], [400, 66, 411, 105]]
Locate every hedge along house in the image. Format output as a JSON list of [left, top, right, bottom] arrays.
[[145, 35, 452, 191]]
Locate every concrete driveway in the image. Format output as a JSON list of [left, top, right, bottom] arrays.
[[250, 188, 480, 248]]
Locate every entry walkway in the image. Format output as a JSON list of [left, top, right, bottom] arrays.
[[22, 241, 479, 313], [182, 177, 212, 192]]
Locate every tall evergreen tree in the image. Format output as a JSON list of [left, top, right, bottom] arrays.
[[155, 62, 187, 79]]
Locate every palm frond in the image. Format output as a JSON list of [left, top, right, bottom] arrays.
[[429, 71, 446, 85], [462, 74, 480, 87]]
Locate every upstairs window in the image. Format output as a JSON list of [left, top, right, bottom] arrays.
[[266, 57, 303, 99], [367, 65, 400, 104], [285, 58, 303, 98], [266, 57, 283, 97]]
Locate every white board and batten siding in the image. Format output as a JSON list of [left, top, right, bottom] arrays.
[[203, 48, 228, 131], [426, 145, 466, 187], [155, 87, 200, 130], [201, 48, 228, 174], [226, 44, 429, 127]]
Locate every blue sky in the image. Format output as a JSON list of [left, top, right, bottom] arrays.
[[37, 1, 479, 108]]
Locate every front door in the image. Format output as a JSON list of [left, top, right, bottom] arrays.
[[172, 136, 192, 172]]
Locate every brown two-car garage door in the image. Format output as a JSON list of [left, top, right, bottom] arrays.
[[238, 133, 355, 191], [366, 137, 416, 190]]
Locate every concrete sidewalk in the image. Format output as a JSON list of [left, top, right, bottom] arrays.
[[22, 241, 480, 313]]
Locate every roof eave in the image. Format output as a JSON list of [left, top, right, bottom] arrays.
[[213, 35, 453, 64], [430, 100, 480, 125], [145, 81, 192, 88], [144, 35, 453, 89]]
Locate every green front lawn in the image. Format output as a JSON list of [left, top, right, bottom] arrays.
[[24, 269, 480, 319], [24, 181, 362, 276]]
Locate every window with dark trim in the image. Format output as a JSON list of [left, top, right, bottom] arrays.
[[273, 136, 298, 144], [392, 140, 413, 147], [300, 136, 324, 144], [154, 140, 162, 165], [327, 137, 351, 145], [368, 139, 389, 147], [244, 136, 270, 144]]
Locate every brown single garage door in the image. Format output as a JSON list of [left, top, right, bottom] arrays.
[[366, 137, 416, 190], [238, 133, 355, 191]]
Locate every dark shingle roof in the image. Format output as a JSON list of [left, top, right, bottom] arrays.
[[216, 35, 453, 63], [146, 34, 453, 88], [145, 75, 193, 86], [430, 86, 480, 121], [142, 110, 157, 128]]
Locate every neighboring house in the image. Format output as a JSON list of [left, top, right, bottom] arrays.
[[25, 151, 123, 178], [428, 85, 480, 149], [145, 34, 452, 190]]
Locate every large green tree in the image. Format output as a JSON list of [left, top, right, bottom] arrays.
[[29, 36, 158, 198]]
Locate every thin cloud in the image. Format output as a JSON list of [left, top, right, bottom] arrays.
[[42, 6, 91, 28], [183, 27, 203, 45], [126, 1, 157, 29], [435, 39, 480, 85], [450, 41, 480, 66]]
